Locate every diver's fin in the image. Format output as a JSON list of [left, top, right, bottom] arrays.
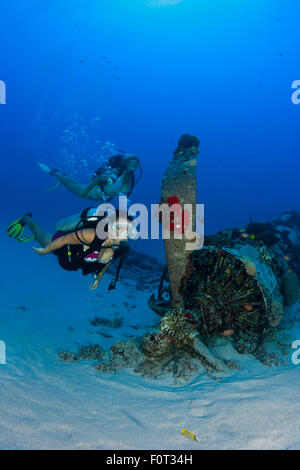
[[6, 217, 26, 239], [45, 181, 63, 193], [6, 213, 35, 243], [38, 162, 59, 180], [38, 162, 52, 174], [17, 234, 36, 243]]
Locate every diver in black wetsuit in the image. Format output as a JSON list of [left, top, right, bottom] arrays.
[[7, 211, 134, 290]]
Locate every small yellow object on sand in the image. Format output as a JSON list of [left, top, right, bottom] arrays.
[[181, 428, 200, 442]]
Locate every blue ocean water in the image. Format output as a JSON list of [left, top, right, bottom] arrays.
[[1, 0, 300, 450], [1, 0, 299, 249]]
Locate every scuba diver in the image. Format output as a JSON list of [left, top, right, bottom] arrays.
[[6, 210, 135, 290], [38, 152, 142, 202]]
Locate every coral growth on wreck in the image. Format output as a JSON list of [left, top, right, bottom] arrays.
[[175, 134, 200, 151], [93, 308, 201, 381], [141, 308, 196, 359], [240, 257, 257, 276], [173, 134, 200, 159]]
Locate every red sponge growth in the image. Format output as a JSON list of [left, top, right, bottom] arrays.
[[166, 196, 180, 206], [165, 196, 191, 234]]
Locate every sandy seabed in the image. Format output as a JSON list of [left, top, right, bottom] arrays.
[[1, 232, 300, 450]]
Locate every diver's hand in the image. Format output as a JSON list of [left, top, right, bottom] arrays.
[[32, 247, 47, 255], [89, 279, 100, 290], [89, 261, 112, 290]]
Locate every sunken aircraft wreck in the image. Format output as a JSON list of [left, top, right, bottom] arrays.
[[60, 135, 300, 380]]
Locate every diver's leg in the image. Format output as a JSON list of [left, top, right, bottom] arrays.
[[39, 163, 90, 198], [22, 215, 52, 248], [54, 173, 88, 199], [55, 213, 81, 232]]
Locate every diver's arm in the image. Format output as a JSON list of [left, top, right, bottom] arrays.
[[89, 239, 120, 289], [33, 229, 96, 255], [89, 261, 112, 290], [104, 173, 133, 198], [96, 238, 119, 263], [81, 175, 105, 198]]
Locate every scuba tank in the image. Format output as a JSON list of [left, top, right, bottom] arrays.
[[55, 208, 100, 233], [74, 207, 109, 245]]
